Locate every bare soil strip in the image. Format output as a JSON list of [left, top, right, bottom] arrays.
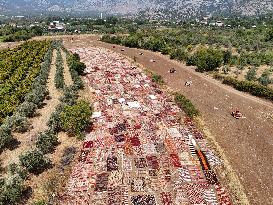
[[61, 50, 73, 87]]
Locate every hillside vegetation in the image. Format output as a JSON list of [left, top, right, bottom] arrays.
[[102, 25, 273, 100]]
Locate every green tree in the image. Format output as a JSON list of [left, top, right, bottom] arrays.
[[36, 131, 59, 154], [0, 176, 25, 204], [265, 29, 273, 42], [193, 47, 223, 72], [19, 150, 51, 174], [60, 100, 92, 138], [245, 67, 257, 81]]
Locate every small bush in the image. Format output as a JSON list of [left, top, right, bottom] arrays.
[[0, 124, 13, 151], [222, 66, 230, 74], [258, 70, 272, 86], [55, 49, 65, 89], [245, 67, 257, 81], [16, 102, 37, 117], [47, 104, 64, 133], [10, 114, 30, 133], [174, 93, 199, 118], [60, 100, 92, 138], [8, 163, 28, 180], [60, 86, 77, 106], [36, 131, 59, 154], [19, 150, 51, 174], [32, 200, 47, 205], [24, 85, 48, 107], [67, 54, 86, 75], [0, 175, 25, 204], [216, 75, 273, 101], [151, 73, 164, 85], [223, 50, 232, 65], [170, 48, 188, 61]]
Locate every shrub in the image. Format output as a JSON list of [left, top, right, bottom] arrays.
[[258, 70, 272, 86], [222, 66, 230, 74], [60, 86, 77, 106], [0, 124, 13, 151], [67, 54, 86, 75], [8, 163, 28, 180], [151, 73, 164, 85], [265, 29, 273, 42], [47, 111, 61, 134], [170, 48, 188, 61], [223, 50, 232, 65], [70, 69, 84, 89], [174, 93, 199, 118], [24, 85, 49, 107], [217, 75, 273, 101], [16, 102, 37, 117], [64, 48, 85, 90], [9, 114, 30, 133], [55, 49, 65, 89], [0, 175, 25, 204], [191, 47, 223, 72], [36, 131, 58, 154], [60, 100, 92, 138], [245, 67, 257, 81], [19, 150, 51, 174], [32, 200, 47, 205]]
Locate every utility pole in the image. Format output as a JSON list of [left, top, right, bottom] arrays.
[[100, 0, 103, 19]]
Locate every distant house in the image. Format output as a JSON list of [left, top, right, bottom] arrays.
[[209, 22, 216, 26], [216, 21, 224, 27], [48, 21, 65, 31]]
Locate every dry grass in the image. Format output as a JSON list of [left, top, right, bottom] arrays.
[[61, 50, 74, 87]]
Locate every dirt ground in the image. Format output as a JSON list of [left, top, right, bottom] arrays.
[[59, 34, 273, 205], [1, 35, 273, 204]]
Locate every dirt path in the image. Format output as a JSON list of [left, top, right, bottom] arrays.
[[58, 35, 273, 205], [0, 49, 61, 168], [61, 50, 73, 86]]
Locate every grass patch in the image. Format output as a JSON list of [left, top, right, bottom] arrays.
[[174, 93, 199, 118], [151, 73, 164, 85], [213, 73, 273, 101]]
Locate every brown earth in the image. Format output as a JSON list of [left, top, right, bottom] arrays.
[[2, 35, 273, 204], [61, 50, 73, 87], [59, 34, 272, 205]]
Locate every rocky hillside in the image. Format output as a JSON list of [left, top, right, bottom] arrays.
[[2, 0, 273, 18]]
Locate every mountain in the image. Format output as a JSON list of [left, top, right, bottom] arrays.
[[1, 0, 273, 18]]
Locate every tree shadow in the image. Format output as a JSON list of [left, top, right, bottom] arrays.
[[84, 122, 94, 133], [39, 102, 48, 109], [7, 138, 21, 151], [21, 186, 33, 204]]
